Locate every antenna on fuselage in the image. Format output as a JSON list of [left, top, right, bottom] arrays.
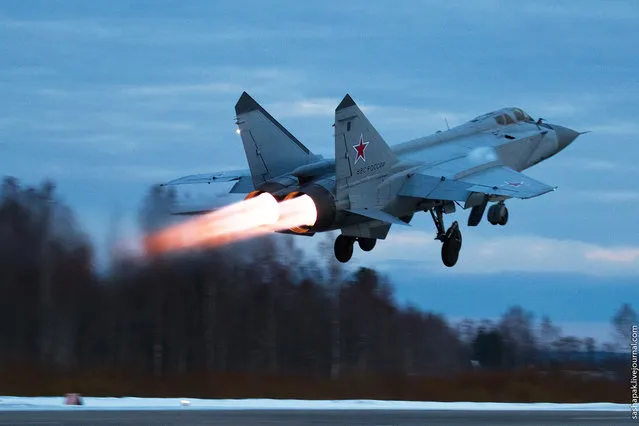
[[444, 117, 450, 131]]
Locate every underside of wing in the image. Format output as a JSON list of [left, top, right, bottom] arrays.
[[161, 169, 254, 193], [399, 165, 556, 202], [460, 166, 556, 199]]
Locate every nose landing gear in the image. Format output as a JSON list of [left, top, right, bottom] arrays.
[[441, 221, 462, 267], [430, 206, 462, 267]]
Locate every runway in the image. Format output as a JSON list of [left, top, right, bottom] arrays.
[[0, 409, 631, 425]]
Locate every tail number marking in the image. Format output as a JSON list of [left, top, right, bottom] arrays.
[[356, 161, 386, 175]]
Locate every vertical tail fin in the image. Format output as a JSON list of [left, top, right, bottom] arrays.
[[334, 94, 398, 189], [235, 92, 315, 187]]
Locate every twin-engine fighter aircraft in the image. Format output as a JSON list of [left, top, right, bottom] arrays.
[[162, 92, 582, 267]]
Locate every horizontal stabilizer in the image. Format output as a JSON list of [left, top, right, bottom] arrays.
[[346, 208, 411, 226]]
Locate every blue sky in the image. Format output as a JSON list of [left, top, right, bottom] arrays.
[[1, 1, 637, 343]]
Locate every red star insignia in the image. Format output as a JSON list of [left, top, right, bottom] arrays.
[[505, 181, 523, 187], [353, 134, 369, 164]]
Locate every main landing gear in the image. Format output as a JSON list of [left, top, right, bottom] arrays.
[[334, 235, 377, 263], [430, 205, 462, 267], [487, 202, 509, 226]]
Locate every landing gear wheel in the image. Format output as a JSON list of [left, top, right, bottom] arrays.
[[487, 203, 508, 226], [358, 238, 376, 252], [441, 221, 462, 267], [499, 207, 508, 226], [334, 235, 355, 263]]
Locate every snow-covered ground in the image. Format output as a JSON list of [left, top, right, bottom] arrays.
[[0, 397, 626, 411]]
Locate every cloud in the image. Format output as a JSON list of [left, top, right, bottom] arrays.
[[246, 97, 471, 137], [587, 122, 639, 136], [270, 98, 339, 118], [119, 83, 242, 97], [569, 190, 639, 203], [358, 232, 639, 277], [31, 114, 198, 134], [331, 1, 638, 27], [528, 102, 582, 118], [586, 248, 639, 263], [516, 1, 639, 21], [434, 1, 639, 22], [1, 18, 119, 38], [548, 158, 638, 173], [9, 159, 238, 185], [0, 66, 56, 77], [358, 105, 470, 136], [0, 18, 354, 45]]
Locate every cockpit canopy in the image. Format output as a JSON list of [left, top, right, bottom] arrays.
[[471, 107, 534, 126]]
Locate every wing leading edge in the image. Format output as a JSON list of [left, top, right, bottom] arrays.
[[161, 169, 254, 193]]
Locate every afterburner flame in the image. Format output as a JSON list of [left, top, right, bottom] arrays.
[[144, 193, 318, 256], [276, 194, 318, 230]]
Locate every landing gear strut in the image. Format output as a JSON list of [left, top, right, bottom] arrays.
[[487, 202, 508, 226], [430, 206, 462, 267]]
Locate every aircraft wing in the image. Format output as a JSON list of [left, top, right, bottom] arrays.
[[459, 166, 556, 199], [399, 165, 556, 202], [161, 169, 254, 193]]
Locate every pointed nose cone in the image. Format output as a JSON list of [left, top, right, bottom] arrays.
[[553, 124, 580, 152]]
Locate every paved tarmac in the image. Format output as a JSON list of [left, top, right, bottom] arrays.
[[0, 409, 632, 425]]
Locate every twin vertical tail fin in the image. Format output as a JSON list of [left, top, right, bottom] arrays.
[[334, 94, 407, 228], [235, 92, 316, 188], [234, 91, 397, 203], [334, 94, 398, 188]]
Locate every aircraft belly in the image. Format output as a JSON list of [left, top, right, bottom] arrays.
[[341, 221, 392, 240]]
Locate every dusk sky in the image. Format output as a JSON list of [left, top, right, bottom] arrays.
[[1, 1, 637, 343]]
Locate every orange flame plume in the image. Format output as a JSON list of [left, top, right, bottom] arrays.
[[144, 193, 318, 256]]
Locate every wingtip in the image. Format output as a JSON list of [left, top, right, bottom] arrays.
[[235, 91, 260, 115], [336, 94, 356, 112]]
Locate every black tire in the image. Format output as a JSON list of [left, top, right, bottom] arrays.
[[499, 207, 509, 226], [334, 235, 354, 263], [488, 204, 507, 226], [358, 238, 376, 252], [441, 238, 461, 267], [487, 204, 499, 225], [446, 222, 462, 249]]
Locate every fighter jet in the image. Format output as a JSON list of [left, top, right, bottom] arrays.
[[162, 92, 582, 267]]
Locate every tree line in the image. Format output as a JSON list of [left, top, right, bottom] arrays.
[[0, 177, 633, 401]]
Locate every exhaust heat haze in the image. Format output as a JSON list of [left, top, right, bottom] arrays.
[[144, 193, 318, 255]]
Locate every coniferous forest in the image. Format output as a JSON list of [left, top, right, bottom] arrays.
[[0, 177, 632, 402]]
